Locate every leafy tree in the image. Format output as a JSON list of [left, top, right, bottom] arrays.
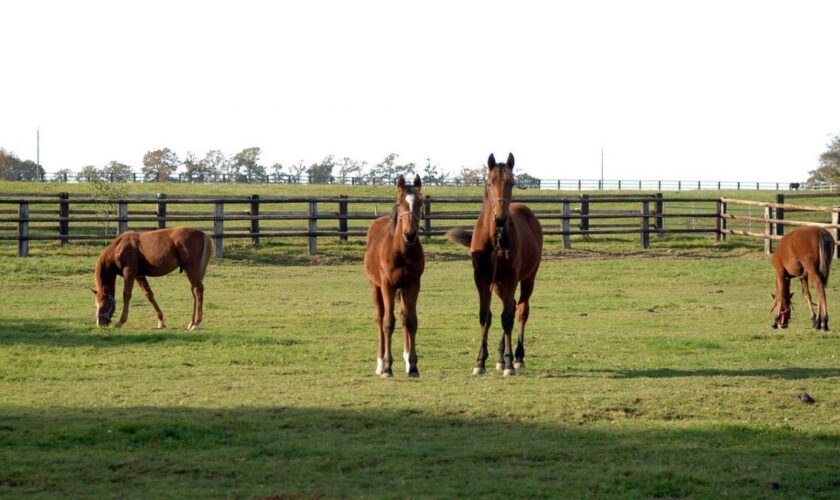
[[308, 155, 335, 184], [336, 157, 363, 184], [52, 168, 73, 182], [232, 147, 265, 182], [0, 149, 44, 180], [368, 153, 415, 184], [101, 161, 133, 182], [458, 166, 484, 186], [199, 150, 227, 182], [288, 160, 308, 183], [269, 163, 284, 182], [142, 148, 179, 182], [422, 158, 449, 186], [806, 134, 840, 187], [515, 172, 541, 189], [76, 165, 101, 183]]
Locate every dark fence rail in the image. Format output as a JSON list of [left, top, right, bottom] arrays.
[[10, 171, 828, 191], [2, 192, 839, 257]]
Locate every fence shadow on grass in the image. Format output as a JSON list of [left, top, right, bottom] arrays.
[[0, 318, 226, 347], [0, 405, 837, 498], [586, 367, 840, 380]]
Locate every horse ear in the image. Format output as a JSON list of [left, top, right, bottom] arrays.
[[413, 174, 421, 189], [487, 153, 497, 170], [506, 153, 515, 170], [396, 175, 406, 190]]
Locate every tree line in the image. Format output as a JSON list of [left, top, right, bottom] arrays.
[[0, 146, 541, 187], [806, 133, 840, 186]]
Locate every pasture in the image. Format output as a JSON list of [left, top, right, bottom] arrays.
[[1, 232, 839, 498]]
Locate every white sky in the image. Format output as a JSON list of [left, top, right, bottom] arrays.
[[1, 0, 838, 182]]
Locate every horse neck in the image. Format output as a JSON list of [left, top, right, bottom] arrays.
[[95, 249, 118, 295]]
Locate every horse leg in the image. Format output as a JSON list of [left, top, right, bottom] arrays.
[[514, 276, 535, 371], [499, 283, 517, 377], [400, 282, 420, 377], [185, 270, 205, 331], [473, 273, 492, 375], [771, 267, 786, 329], [136, 276, 165, 329], [809, 269, 830, 331], [380, 282, 397, 378], [371, 284, 385, 375], [114, 271, 135, 328], [800, 276, 817, 327]]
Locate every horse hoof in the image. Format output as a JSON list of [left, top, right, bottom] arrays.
[[381, 371, 393, 379], [156, 323, 166, 330], [408, 371, 420, 378], [514, 361, 526, 371], [503, 368, 516, 377], [114, 322, 124, 329], [771, 323, 779, 329], [472, 367, 486, 376], [188, 324, 200, 331], [495, 362, 504, 371]]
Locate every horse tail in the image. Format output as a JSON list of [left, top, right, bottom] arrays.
[[199, 232, 213, 278], [445, 227, 472, 248], [819, 230, 834, 285]]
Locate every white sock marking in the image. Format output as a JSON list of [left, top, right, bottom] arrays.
[[403, 351, 410, 373]]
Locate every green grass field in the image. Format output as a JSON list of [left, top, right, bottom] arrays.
[[1, 182, 839, 498], [2, 236, 840, 498]]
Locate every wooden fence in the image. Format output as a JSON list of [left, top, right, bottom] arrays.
[[2, 192, 838, 257]]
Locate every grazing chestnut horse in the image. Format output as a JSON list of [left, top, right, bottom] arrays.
[[446, 153, 543, 376], [364, 174, 425, 378], [771, 225, 834, 330], [93, 227, 213, 330]]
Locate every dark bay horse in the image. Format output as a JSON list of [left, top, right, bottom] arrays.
[[93, 227, 213, 330], [771, 225, 834, 330], [364, 174, 425, 378], [446, 153, 543, 376]]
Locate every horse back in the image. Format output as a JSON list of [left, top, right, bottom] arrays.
[[133, 227, 206, 277], [774, 226, 833, 280]]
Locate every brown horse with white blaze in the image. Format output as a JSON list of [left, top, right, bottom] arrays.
[[364, 174, 425, 378], [771, 225, 834, 330], [93, 227, 213, 330], [446, 153, 543, 376]]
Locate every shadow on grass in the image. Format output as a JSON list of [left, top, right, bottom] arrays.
[[0, 319, 228, 347], [0, 405, 837, 498], [586, 367, 840, 380]]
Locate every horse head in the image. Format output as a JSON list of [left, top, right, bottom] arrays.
[[486, 153, 515, 231], [770, 292, 794, 329], [394, 174, 423, 244], [92, 288, 116, 326]]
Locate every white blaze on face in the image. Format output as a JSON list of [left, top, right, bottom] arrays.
[[405, 194, 417, 217]]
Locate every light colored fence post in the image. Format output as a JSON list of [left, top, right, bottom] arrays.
[[118, 202, 128, 234], [18, 202, 29, 257], [641, 200, 650, 249], [832, 211, 840, 258], [308, 200, 317, 255], [214, 202, 224, 258], [764, 206, 772, 254], [562, 200, 571, 250]]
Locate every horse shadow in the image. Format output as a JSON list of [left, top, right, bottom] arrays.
[[573, 367, 840, 380], [0, 318, 224, 347]]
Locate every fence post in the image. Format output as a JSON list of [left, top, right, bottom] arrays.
[[578, 179, 581, 191], [721, 200, 728, 241], [214, 202, 224, 258], [654, 193, 664, 233], [250, 194, 260, 245], [562, 200, 571, 250], [832, 211, 840, 258], [18, 202, 29, 257], [678, 180, 681, 191], [737, 182, 741, 190], [118, 202, 128, 234], [423, 196, 432, 242], [59, 192, 69, 245], [308, 200, 318, 255], [580, 194, 590, 236], [618, 180, 622, 190], [697, 181, 701, 190], [641, 200, 650, 249], [764, 206, 772, 254], [775, 193, 784, 238], [715, 199, 723, 242], [338, 195, 348, 243], [156, 193, 167, 229]]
